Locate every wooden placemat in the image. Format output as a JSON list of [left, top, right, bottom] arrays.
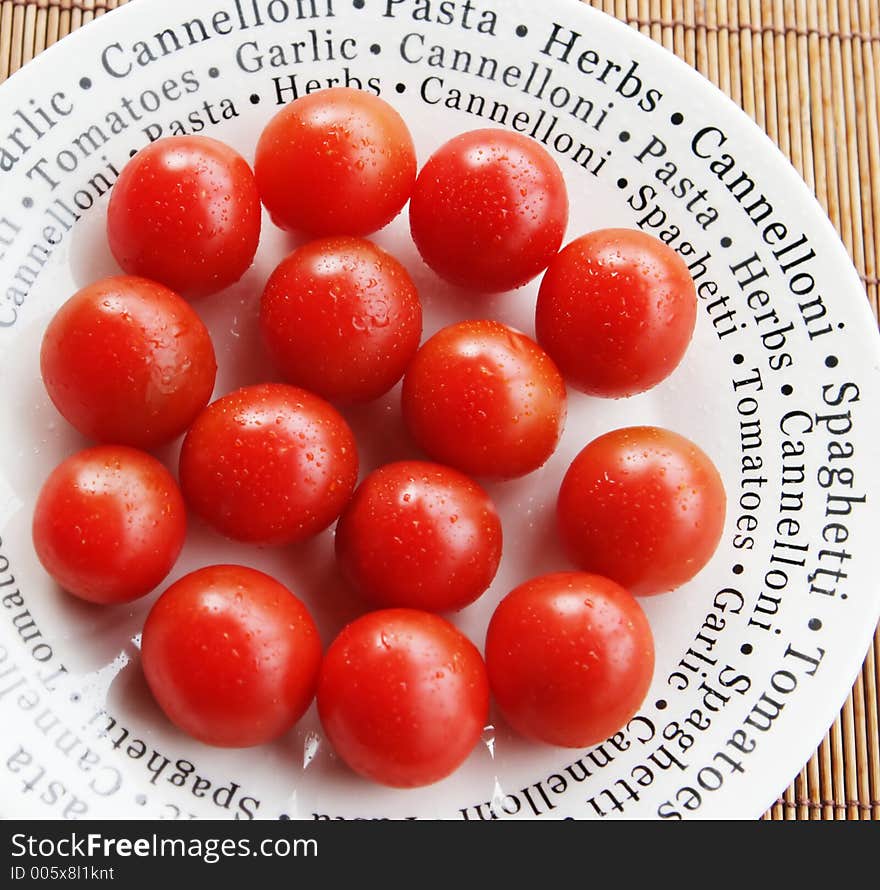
[[0, 0, 877, 821]]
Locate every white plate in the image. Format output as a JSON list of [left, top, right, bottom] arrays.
[[0, 0, 878, 821]]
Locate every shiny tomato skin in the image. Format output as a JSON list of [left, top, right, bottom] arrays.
[[254, 87, 416, 237], [536, 228, 697, 397], [485, 572, 654, 748], [409, 128, 569, 291], [557, 426, 726, 596], [141, 565, 322, 748], [317, 609, 489, 787], [32, 445, 186, 605], [178, 383, 358, 545], [260, 237, 422, 404], [401, 320, 567, 479], [40, 276, 216, 450], [107, 136, 261, 298], [335, 461, 502, 612]]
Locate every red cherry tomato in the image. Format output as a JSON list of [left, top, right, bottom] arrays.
[[335, 461, 502, 612], [260, 237, 422, 404], [255, 87, 416, 237], [40, 276, 216, 450], [141, 565, 322, 747], [32, 445, 186, 604], [557, 426, 726, 596], [485, 572, 655, 748], [317, 609, 489, 787], [401, 320, 567, 479], [107, 135, 261, 298], [536, 228, 697, 397], [179, 383, 358, 545], [409, 128, 569, 291]]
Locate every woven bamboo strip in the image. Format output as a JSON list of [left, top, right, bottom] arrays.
[[58, 0, 71, 43], [704, 1, 721, 90], [852, 675, 871, 819], [794, 1, 814, 191], [850, 7, 879, 798], [0, 0, 877, 822], [851, 0, 879, 818], [737, 0, 757, 125], [639, 0, 652, 41], [750, 0, 767, 130], [757, 0, 793, 821], [806, 752, 822, 819], [812, 2, 836, 223], [859, 0, 880, 322], [871, 626, 880, 819], [841, 695, 860, 819], [819, 724, 836, 819], [0, 3, 12, 82], [729, 1, 744, 106], [804, 2, 838, 823], [837, 7, 875, 810], [827, 3, 857, 822], [663, 0, 680, 59], [45, 2, 58, 47], [796, 770, 810, 820], [785, 772, 800, 820], [718, 0, 732, 99], [33, 4, 46, 54], [782, 2, 803, 180], [642, 0, 663, 43], [837, 0, 860, 270], [20, 1, 35, 65], [846, 1, 870, 306], [760, 0, 780, 150], [681, 1, 696, 70], [9, 1, 22, 75], [70, 0, 82, 34], [871, 0, 880, 321]]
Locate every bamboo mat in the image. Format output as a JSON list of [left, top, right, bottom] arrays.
[[0, 0, 878, 822]]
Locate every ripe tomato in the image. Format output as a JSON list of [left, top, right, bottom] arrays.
[[260, 237, 422, 404], [317, 609, 489, 787], [535, 228, 697, 397], [107, 135, 261, 298], [401, 320, 567, 479], [40, 276, 216, 450], [557, 426, 726, 596], [255, 87, 416, 237], [178, 383, 358, 545], [335, 461, 502, 612], [141, 565, 322, 747], [32, 445, 186, 605], [409, 128, 568, 291], [485, 572, 654, 748]]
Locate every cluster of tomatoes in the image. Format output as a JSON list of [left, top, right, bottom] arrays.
[[31, 87, 726, 789]]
